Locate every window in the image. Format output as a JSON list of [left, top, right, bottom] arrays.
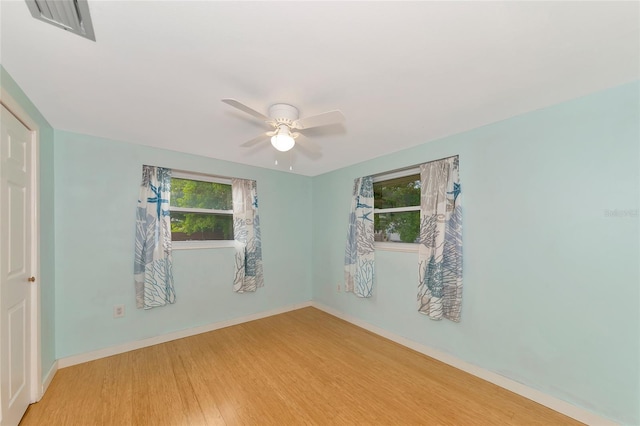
[[170, 171, 234, 247], [373, 168, 420, 245]]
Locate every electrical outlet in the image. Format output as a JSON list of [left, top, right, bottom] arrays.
[[113, 304, 125, 318], [337, 282, 341, 292]]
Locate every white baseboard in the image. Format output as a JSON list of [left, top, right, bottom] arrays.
[[310, 302, 616, 426], [40, 360, 58, 399], [57, 301, 313, 369]]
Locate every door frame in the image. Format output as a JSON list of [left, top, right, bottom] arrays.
[[0, 88, 42, 403]]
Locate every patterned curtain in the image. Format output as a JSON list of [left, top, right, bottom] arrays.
[[418, 156, 462, 321], [134, 165, 176, 309], [344, 176, 375, 297], [232, 178, 263, 292]]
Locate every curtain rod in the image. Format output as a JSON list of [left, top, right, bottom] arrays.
[[370, 154, 458, 179]]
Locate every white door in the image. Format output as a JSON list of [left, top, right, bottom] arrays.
[[0, 104, 33, 426]]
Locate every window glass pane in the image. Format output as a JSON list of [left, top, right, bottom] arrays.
[[171, 212, 234, 241], [375, 211, 420, 243], [373, 174, 420, 209], [170, 178, 232, 210]]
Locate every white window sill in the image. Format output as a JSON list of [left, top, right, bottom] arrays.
[[172, 240, 236, 250], [375, 242, 419, 253]]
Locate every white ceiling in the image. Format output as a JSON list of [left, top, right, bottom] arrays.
[[1, 1, 638, 176]]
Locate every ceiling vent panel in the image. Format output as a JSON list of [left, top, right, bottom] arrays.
[[25, 0, 95, 41]]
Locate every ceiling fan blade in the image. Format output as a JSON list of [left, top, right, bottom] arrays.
[[240, 134, 269, 148], [293, 110, 345, 130], [222, 99, 269, 121]]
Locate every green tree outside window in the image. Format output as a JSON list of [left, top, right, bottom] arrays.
[[170, 178, 234, 241]]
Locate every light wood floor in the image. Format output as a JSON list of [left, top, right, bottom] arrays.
[[22, 307, 581, 425]]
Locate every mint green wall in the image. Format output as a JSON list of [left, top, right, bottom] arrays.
[[53, 131, 312, 358], [0, 66, 56, 385], [311, 81, 639, 424]]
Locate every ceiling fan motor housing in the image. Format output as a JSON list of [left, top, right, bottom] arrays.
[[269, 103, 299, 126]]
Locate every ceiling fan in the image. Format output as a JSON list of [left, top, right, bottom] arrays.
[[222, 99, 345, 153]]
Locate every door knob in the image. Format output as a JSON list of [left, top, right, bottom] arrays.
[[27, 276, 36, 282]]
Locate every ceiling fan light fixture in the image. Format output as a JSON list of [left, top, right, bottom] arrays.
[[222, 98, 345, 155], [270, 126, 295, 152]]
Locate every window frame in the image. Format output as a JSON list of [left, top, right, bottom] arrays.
[[170, 170, 235, 250], [373, 166, 420, 253]]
